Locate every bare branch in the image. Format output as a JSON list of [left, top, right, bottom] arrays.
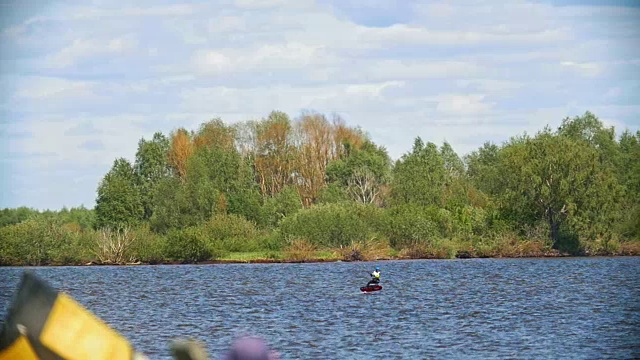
[[93, 226, 137, 264]]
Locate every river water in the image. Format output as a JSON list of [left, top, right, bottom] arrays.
[[1, 257, 639, 359]]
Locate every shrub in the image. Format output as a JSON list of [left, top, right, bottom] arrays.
[[397, 241, 455, 259], [335, 235, 392, 261], [164, 226, 212, 263], [283, 238, 316, 261], [619, 240, 640, 255], [259, 185, 303, 228], [257, 230, 284, 251], [278, 202, 376, 248], [381, 204, 443, 248], [204, 213, 259, 252], [129, 224, 166, 264], [449, 206, 491, 238], [0, 217, 99, 266], [584, 237, 621, 256]]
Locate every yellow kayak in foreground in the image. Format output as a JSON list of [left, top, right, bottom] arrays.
[[0, 271, 147, 360]]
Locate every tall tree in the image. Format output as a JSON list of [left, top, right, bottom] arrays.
[[331, 114, 366, 159], [134, 132, 170, 220], [557, 111, 620, 170], [617, 129, 640, 239], [95, 158, 143, 230], [390, 137, 446, 207], [254, 111, 296, 197], [465, 141, 501, 196], [193, 118, 236, 152], [292, 112, 334, 206], [326, 139, 391, 205], [497, 128, 622, 250], [439, 141, 476, 210], [440, 141, 465, 179], [167, 128, 193, 182]]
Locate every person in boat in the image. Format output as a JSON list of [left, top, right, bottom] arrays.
[[367, 266, 381, 286]]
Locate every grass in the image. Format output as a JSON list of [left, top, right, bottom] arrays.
[[217, 249, 343, 263], [186, 235, 637, 264], [218, 251, 283, 262]]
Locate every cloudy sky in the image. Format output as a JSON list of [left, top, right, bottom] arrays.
[[1, 0, 639, 210]]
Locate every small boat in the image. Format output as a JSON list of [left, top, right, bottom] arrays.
[[360, 284, 382, 293]]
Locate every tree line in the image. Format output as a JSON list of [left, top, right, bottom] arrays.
[[1, 110, 638, 265]]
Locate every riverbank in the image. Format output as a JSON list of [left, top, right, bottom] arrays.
[[2, 236, 638, 267], [4, 247, 637, 267]]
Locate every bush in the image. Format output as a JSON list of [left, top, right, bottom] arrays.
[[397, 240, 455, 259], [619, 240, 640, 255], [283, 238, 316, 261], [129, 224, 166, 264], [278, 202, 378, 248], [450, 232, 555, 258], [334, 235, 392, 261], [584, 236, 621, 256], [381, 204, 444, 248], [259, 186, 303, 228], [449, 206, 491, 238], [257, 230, 284, 251], [315, 184, 349, 204], [164, 226, 213, 263], [0, 219, 93, 266], [204, 214, 260, 252]]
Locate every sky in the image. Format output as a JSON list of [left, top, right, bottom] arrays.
[[1, 0, 639, 211]]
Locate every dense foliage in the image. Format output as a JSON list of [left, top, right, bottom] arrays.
[[1, 111, 638, 265]]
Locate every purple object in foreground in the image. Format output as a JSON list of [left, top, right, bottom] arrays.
[[223, 336, 279, 360]]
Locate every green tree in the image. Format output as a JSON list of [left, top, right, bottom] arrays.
[[440, 141, 465, 179], [390, 137, 446, 207], [465, 141, 501, 196], [0, 207, 40, 227], [95, 158, 144, 230], [56, 205, 96, 230], [439, 141, 479, 211], [149, 177, 203, 233], [134, 132, 171, 220], [617, 129, 640, 239], [498, 128, 621, 251], [326, 139, 391, 205], [260, 185, 303, 227]]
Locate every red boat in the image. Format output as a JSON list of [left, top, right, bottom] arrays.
[[360, 284, 382, 293]]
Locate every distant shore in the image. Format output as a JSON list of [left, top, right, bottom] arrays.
[[3, 250, 638, 268]]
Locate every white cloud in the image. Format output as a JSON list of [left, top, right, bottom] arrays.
[[14, 77, 94, 100], [345, 81, 405, 97], [17, 4, 198, 23], [178, 81, 409, 116], [193, 50, 232, 74], [1, 25, 26, 39], [192, 42, 335, 74], [44, 35, 138, 68], [16, 115, 151, 168], [456, 79, 523, 95], [234, 0, 314, 10], [353, 60, 486, 82], [434, 94, 495, 116], [604, 87, 622, 99], [560, 61, 603, 77], [207, 16, 247, 33], [358, 24, 570, 47]]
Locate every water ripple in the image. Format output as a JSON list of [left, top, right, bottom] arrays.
[[1, 257, 639, 359]]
